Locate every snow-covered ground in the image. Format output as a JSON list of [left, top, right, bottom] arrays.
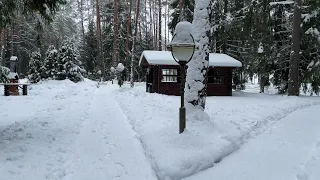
[[114, 83, 320, 180], [0, 80, 319, 180], [0, 80, 156, 180], [184, 105, 320, 180]]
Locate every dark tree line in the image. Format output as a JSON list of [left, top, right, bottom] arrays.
[[170, 0, 320, 96]]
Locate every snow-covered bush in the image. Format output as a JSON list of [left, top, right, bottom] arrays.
[[28, 50, 43, 83], [0, 66, 10, 83], [57, 40, 86, 83], [43, 45, 59, 79]]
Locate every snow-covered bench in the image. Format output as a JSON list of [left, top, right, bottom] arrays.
[[0, 83, 31, 96]]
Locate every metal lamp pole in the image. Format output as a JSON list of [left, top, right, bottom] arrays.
[[179, 62, 187, 134], [169, 34, 195, 134], [110, 67, 115, 84]]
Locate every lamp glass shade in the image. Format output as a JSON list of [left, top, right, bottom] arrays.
[[171, 45, 195, 63]]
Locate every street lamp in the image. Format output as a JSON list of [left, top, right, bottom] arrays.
[[167, 21, 195, 134], [110, 67, 115, 84], [116, 63, 125, 87]]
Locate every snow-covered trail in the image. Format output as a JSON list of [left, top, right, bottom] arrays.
[[66, 85, 157, 180], [184, 105, 320, 180], [0, 82, 156, 180], [0, 82, 96, 180]]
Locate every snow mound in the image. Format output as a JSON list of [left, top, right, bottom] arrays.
[[114, 83, 320, 180]]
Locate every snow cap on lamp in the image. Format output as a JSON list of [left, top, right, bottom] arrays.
[[117, 63, 125, 72], [110, 67, 115, 73], [172, 21, 194, 45], [169, 21, 195, 64]]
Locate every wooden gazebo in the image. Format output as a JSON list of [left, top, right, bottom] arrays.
[[139, 50, 242, 96]]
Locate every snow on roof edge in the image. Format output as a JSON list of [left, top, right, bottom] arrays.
[[139, 50, 242, 67]]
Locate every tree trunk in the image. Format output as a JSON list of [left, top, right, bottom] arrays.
[[154, 0, 158, 49], [164, 0, 167, 48], [185, 0, 211, 111], [113, 0, 119, 66], [167, 1, 170, 43], [260, 62, 266, 93], [149, 0, 154, 48], [259, 0, 269, 93], [79, 0, 85, 40], [178, 0, 183, 20], [0, 29, 3, 66], [158, 0, 162, 50], [126, 0, 133, 54], [130, 0, 141, 87], [96, 0, 105, 80], [145, 0, 148, 44], [288, 0, 301, 96]]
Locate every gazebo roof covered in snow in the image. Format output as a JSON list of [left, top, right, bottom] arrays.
[[139, 50, 242, 68]]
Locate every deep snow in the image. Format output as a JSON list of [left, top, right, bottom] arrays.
[[114, 83, 320, 180], [184, 105, 320, 180], [0, 80, 156, 180], [0, 80, 319, 180]]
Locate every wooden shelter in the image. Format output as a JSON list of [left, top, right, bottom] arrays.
[[139, 51, 242, 96]]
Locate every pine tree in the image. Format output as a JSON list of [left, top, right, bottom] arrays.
[[28, 50, 43, 83], [43, 45, 59, 79], [82, 21, 98, 77], [1, 0, 66, 29], [288, 0, 302, 96], [300, 0, 320, 95], [57, 40, 85, 82]]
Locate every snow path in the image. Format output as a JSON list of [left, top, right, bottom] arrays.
[[67, 85, 157, 180], [0, 83, 95, 180], [0, 83, 156, 180], [184, 105, 320, 180]]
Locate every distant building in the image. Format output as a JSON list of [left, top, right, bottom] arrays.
[[139, 51, 242, 96]]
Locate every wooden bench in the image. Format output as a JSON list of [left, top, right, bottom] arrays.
[[0, 83, 31, 96]]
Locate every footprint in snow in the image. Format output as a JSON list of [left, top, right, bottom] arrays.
[[6, 154, 24, 161], [296, 172, 308, 180]]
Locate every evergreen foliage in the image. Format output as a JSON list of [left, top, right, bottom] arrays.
[[168, 0, 194, 34], [43, 45, 59, 79], [28, 50, 43, 83], [0, 66, 10, 83], [57, 40, 85, 82], [0, 0, 66, 29], [80, 21, 99, 80]]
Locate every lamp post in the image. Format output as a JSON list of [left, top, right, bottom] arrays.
[[167, 21, 195, 134], [116, 63, 125, 87], [110, 67, 115, 84]]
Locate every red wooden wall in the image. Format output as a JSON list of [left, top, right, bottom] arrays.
[[146, 65, 234, 96]]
